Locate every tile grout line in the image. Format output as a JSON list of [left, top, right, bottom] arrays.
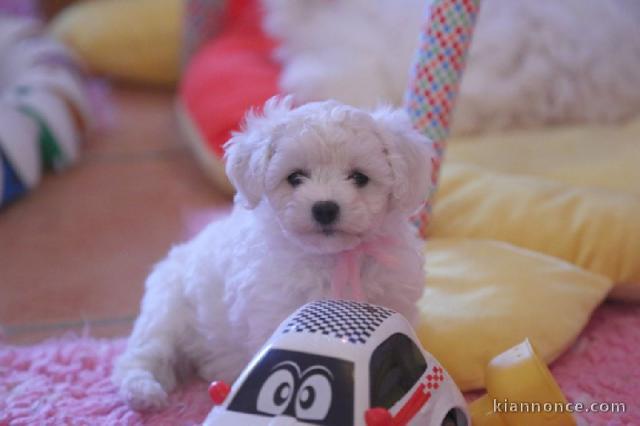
[[3, 315, 136, 336], [84, 145, 188, 164]]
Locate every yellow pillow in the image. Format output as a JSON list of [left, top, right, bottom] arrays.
[[50, 0, 182, 86], [418, 238, 611, 391], [430, 163, 640, 300], [447, 118, 640, 197]]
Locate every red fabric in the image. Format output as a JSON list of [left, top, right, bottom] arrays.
[[180, 0, 280, 158]]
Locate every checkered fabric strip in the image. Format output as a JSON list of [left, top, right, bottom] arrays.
[[182, 0, 228, 65], [405, 0, 481, 238], [282, 300, 395, 344]]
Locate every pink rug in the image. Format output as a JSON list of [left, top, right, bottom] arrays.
[[1, 303, 638, 426]]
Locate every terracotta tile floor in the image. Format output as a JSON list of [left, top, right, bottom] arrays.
[[0, 86, 231, 344]]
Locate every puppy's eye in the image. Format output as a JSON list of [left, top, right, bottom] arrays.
[[287, 170, 308, 187], [348, 171, 370, 188]]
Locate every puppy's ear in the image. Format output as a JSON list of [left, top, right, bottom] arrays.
[[224, 96, 294, 208], [372, 107, 436, 215]]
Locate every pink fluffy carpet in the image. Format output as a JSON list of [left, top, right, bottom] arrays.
[[1, 303, 638, 425]]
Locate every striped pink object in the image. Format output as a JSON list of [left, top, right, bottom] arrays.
[[405, 0, 481, 238]]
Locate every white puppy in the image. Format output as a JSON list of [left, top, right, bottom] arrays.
[[262, 0, 640, 135], [113, 98, 434, 411]]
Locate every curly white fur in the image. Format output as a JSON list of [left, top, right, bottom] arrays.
[[262, 0, 640, 135], [113, 98, 434, 411]]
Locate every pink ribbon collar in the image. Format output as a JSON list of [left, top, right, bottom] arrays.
[[331, 236, 399, 301]]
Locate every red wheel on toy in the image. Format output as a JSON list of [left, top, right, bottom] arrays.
[[208, 380, 231, 405]]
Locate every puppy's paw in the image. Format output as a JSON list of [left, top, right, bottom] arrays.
[[119, 370, 169, 412]]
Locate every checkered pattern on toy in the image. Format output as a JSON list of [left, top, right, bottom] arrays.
[[425, 365, 445, 390], [282, 300, 395, 344]]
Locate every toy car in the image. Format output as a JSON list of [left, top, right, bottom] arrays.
[[203, 300, 469, 426]]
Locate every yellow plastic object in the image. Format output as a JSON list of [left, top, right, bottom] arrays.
[[50, 0, 182, 86], [417, 239, 611, 391], [430, 163, 640, 301], [470, 339, 576, 426]]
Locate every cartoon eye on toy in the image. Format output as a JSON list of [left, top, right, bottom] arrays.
[[295, 368, 333, 421], [256, 367, 296, 415], [223, 347, 355, 424]]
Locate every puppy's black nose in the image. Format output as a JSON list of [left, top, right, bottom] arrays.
[[312, 201, 340, 226]]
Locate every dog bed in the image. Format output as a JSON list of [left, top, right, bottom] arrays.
[[1, 302, 638, 425]]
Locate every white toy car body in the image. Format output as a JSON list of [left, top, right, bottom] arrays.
[[203, 300, 469, 426]]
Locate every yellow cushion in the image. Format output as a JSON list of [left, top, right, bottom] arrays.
[[418, 239, 611, 391], [447, 118, 640, 197], [50, 0, 182, 86], [430, 163, 640, 300]]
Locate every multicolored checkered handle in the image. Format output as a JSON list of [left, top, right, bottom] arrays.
[[405, 0, 481, 238]]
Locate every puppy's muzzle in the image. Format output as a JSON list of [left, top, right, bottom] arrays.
[[312, 200, 340, 226]]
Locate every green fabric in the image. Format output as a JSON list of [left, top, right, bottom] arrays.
[[19, 106, 67, 171]]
